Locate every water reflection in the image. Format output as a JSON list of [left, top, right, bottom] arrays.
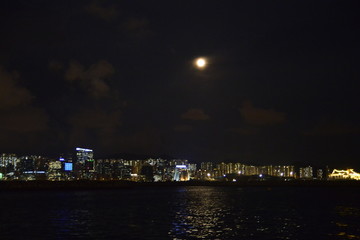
[[1, 187, 360, 239], [330, 206, 360, 240], [50, 192, 97, 238], [169, 187, 304, 239], [170, 187, 233, 239]]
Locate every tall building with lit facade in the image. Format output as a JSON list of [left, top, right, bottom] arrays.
[[75, 148, 95, 179], [299, 166, 313, 179], [271, 165, 295, 177], [200, 162, 213, 172], [173, 165, 189, 181], [0, 154, 18, 177]]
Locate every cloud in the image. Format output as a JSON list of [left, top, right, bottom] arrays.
[[116, 128, 163, 154], [122, 17, 153, 39], [228, 127, 258, 135], [0, 66, 48, 132], [0, 107, 48, 132], [174, 124, 193, 132], [0, 67, 33, 109], [68, 108, 122, 147], [65, 60, 114, 98], [239, 101, 286, 126], [181, 108, 210, 121], [69, 108, 121, 132], [303, 123, 360, 136], [48, 60, 64, 72], [85, 1, 118, 21]]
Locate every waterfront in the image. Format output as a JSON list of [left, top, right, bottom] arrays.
[[1, 186, 360, 239]]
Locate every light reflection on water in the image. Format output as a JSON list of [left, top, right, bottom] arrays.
[[330, 206, 360, 240], [0, 187, 360, 239], [169, 187, 305, 239]]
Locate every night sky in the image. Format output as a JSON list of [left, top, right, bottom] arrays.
[[0, 0, 359, 168]]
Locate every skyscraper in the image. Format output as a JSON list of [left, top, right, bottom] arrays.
[[75, 148, 95, 179]]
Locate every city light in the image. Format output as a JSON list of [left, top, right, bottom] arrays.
[[64, 163, 73, 171], [76, 148, 93, 152], [329, 169, 360, 180], [175, 165, 187, 169], [0, 151, 359, 183]]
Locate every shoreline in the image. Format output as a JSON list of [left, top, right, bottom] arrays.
[[1, 180, 360, 191]]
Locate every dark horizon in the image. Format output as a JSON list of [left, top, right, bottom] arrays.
[[0, 1, 359, 168]]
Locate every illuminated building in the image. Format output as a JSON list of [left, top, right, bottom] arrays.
[[15, 156, 47, 180], [140, 164, 154, 181], [258, 166, 271, 176], [0, 153, 18, 177], [75, 148, 95, 179], [299, 166, 313, 179], [200, 162, 213, 171], [96, 158, 132, 180], [18, 156, 34, 174], [317, 169, 323, 179], [328, 169, 360, 180], [244, 165, 258, 175], [271, 165, 295, 177], [47, 160, 62, 181], [173, 165, 189, 181]]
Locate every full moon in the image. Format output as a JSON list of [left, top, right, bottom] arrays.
[[195, 58, 207, 69]]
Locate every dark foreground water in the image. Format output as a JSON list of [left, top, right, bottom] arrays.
[[1, 186, 360, 239]]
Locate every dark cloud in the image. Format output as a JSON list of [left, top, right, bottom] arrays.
[[48, 60, 64, 72], [0, 67, 48, 132], [303, 123, 360, 136], [0, 1, 359, 166], [0, 107, 48, 132], [228, 127, 259, 135], [181, 108, 210, 121], [85, 1, 118, 21], [174, 124, 193, 132], [121, 17, 153, 39], [68, 108, 122, 147], [239, 101, 286, 126], [0, 67, 32, 109], [115, 128, 163, 155], [65, 60, 115, 98], [0, 66, 49, 151]]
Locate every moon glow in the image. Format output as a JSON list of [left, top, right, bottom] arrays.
[[195, 58, 206, 69]]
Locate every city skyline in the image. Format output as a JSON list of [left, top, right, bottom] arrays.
[[0, 1, 359, 168], [1, 147, 358, 182]]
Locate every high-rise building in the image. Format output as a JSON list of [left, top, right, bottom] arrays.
[[173, 165, 189, 181], [299, 166, 313, 179], [75, 148, 95, 179], [200, 162, 213, 171], [0, 154, 18, 177], [317, 169, 323, 179]]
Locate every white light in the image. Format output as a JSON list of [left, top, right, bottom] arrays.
[[195, 58, 207, 69], [23, 171, 45, 174], [76, 147, 93, 152], [207, 173, 211, 177], [259, 174, 263, 178], [176, 165, 187, 169]]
